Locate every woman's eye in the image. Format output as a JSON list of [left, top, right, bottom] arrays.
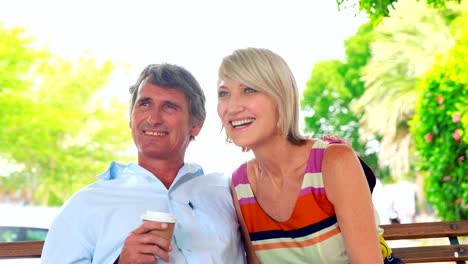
[[218, 90, 229, 97], [244, 87, 257, 93]]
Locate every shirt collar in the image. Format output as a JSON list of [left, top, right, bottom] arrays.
[[98, 161, 204, 189]]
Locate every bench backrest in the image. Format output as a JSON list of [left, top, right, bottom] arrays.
[[1, 220, 467, 262], [0, 240, 43, 258], [382, 220, 468, 263]]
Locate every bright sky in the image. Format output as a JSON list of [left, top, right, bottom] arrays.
[[1, 0, 368, 175]]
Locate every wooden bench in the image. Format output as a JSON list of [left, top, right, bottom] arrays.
[[382, 220, 468, 263], [0, 221, 467, 262], [0, 240, 43, 259]]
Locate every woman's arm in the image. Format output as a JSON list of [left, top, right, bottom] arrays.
[[230, 182, 261, 264], [322, 144, 382, 263]]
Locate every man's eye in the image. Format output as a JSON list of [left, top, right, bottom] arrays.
[[165, 103, 178, 110], [244, 87, 257, 93], [218, 90, 229, 97]]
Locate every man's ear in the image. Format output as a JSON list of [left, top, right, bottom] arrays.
[[190, 120, 204, 138]]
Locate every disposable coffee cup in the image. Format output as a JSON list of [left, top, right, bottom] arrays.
[[141, 211, 176, 242]]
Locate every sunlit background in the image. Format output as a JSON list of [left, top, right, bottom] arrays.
[[1, 0, 467, 261], [0, 0, 368, 174]]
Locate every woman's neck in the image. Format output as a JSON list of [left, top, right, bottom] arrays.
[[252, 137, 312, 182]]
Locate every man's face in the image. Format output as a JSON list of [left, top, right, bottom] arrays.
[[129, 81, 202, 162]]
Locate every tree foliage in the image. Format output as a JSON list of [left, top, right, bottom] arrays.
[[0, 24, 133, 206], [301, 22, 390, 180], [351, 0, 458, 179], [336, 0, 461, 20], [326, 0, 468, 219], [410, 13, 468, 220]]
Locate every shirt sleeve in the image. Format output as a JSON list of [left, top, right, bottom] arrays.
[[41, 198, 93, 264]]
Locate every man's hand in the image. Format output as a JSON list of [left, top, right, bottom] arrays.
[[323, 134, 360, 157], [323, 134, 349, 145], [118, 221, 172, 264]]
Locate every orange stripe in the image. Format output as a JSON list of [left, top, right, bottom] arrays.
[[241, 194, 332, 232], [253, 226, 341, 251]]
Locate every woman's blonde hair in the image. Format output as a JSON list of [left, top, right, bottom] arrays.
[[218, 47, 306, 146]]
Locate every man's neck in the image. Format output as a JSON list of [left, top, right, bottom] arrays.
[[138, 158, 184, 189]]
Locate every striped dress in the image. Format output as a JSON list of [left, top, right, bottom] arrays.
[[232, 140, 350, 263]]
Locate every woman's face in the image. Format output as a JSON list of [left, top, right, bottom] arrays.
[[217, 79, 279, 149]]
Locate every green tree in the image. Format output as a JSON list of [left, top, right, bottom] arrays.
[[410, 13, 468, 220], [301, 22, 390, 180], [351, 0, 459, 179], [336, 0, 461, 20], [0, 24, 133, 206]]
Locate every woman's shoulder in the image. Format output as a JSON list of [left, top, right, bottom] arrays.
[[231, 160, 250, 187], [321, 143, 363, 186], [323, 143, 355, 160]]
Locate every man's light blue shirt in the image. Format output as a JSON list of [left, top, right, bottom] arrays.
[[41, 162, 246, 263]]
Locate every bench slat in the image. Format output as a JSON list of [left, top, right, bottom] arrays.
[[382, 220, 468, 240], [0, 241, 43, 259], [0, 221, 467, 263], [391, 244, 468, 263]]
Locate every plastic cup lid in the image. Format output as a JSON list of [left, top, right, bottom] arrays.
[[141, 211, 176, 223]]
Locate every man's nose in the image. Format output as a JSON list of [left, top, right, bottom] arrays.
[[146, 109, 162, 125]]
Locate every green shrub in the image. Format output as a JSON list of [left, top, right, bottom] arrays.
[[410, 15, 468, 220]]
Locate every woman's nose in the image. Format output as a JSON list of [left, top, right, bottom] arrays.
[[226, 95, 245, 113]]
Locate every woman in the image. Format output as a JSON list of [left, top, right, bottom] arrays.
[[216, 47, 386, 263]]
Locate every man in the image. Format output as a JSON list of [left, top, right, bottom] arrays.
[[41, 64, 246, 264]]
